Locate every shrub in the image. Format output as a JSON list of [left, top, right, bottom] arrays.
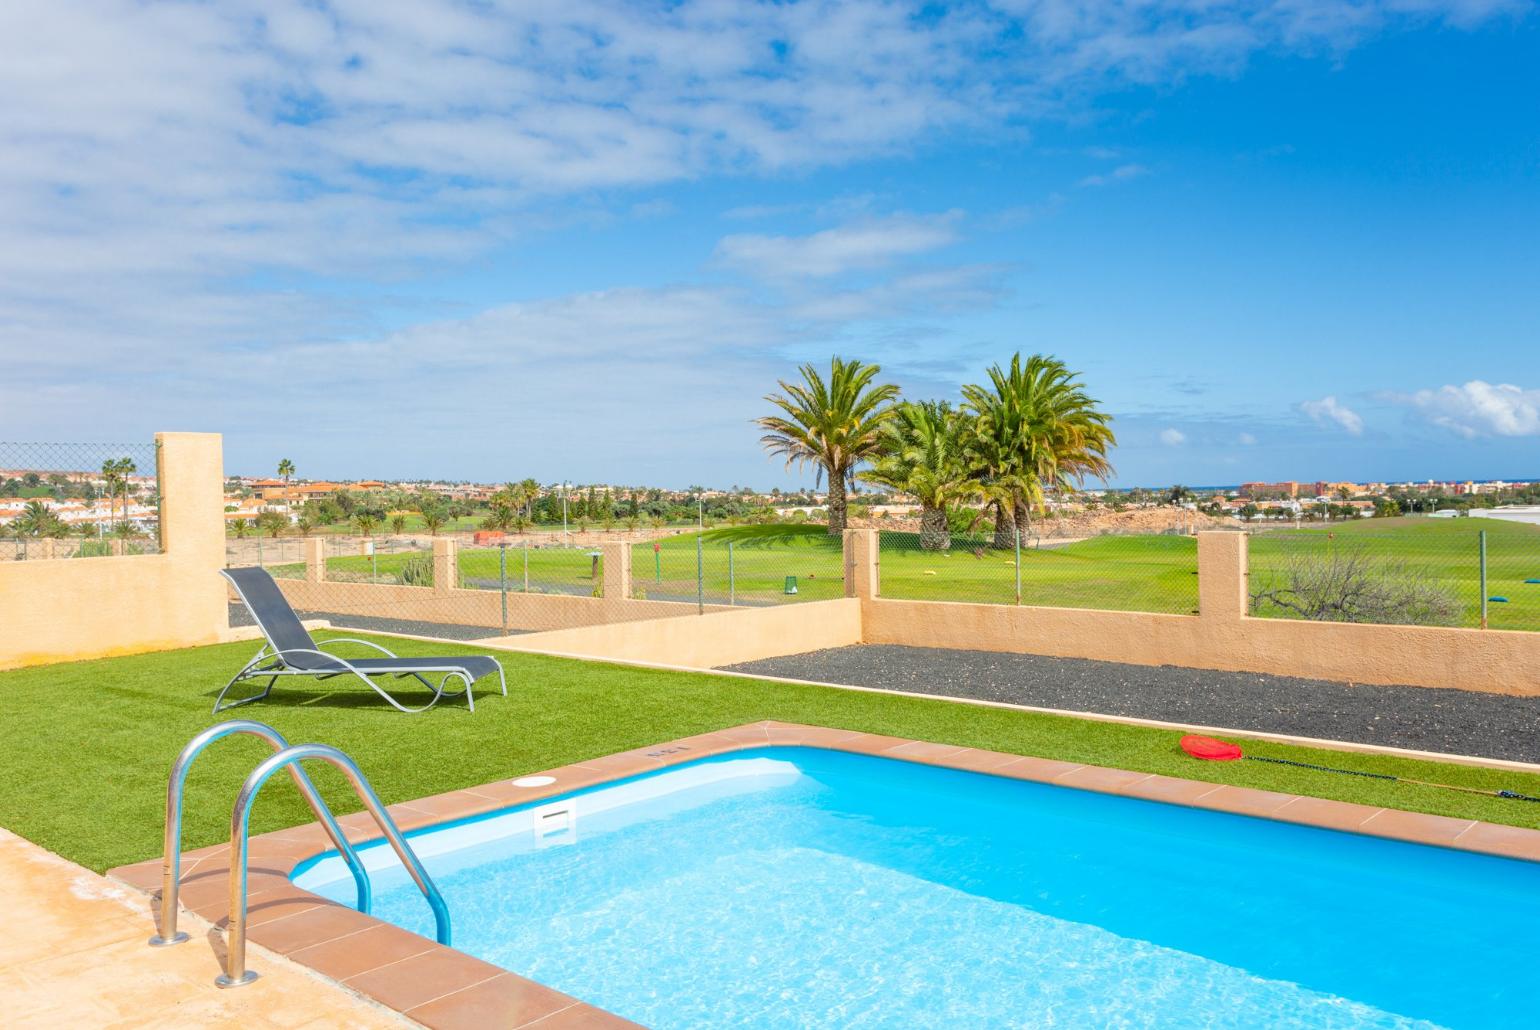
[[1249, 549, 1461, 627], [399, 555, 434, 588]]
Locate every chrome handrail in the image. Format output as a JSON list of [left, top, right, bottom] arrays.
[[150, 720, 371, 947], [218, 743, 451, 988]]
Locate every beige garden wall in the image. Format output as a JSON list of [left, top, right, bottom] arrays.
[[489, 597, 863, 669], [0, 433, 229, 670], [862, 532, 1540, 697]]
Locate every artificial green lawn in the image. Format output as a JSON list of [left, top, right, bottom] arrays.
[[269, 517, 1540, 628], [2, 632, 1538, 875]]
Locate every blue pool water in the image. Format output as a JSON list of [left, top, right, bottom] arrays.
[[293, 748, 1540, 1028]]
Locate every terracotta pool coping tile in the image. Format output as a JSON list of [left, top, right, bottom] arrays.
[[404, 971, 578, 1030], [521, 1002, 647, 1028], [1196, 785, 1300, 818], [882, 740, 971, 764], [343, 946, 506, 1014], [942, 748, 1040, 773], [1050, 764, 1152, 795], [392, 789, 501, 822], [1359, 808, 1477, 847], [245, 899, 380, 953], [1452, 821, 1540, 861], [992, 756, 1085, 783], [286, 922, 438, 983], [106, 718, 1540, 1030], [1273, 795, 1385, 833], [710, 723, 774, 744], [1119, 773, 1227, 807], [175, 867, 292, 910], [832, 731, 917, 754]]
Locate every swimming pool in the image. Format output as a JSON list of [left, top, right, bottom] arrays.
[[294, 747, 1539, 1028]]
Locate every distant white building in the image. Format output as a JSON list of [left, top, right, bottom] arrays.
[[1471, 506, 1540, 526]]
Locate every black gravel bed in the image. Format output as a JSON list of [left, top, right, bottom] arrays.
[[722, 644, 1540, 764], [227, 603, 520, 642]]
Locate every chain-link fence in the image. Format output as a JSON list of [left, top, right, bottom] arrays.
[[633, 528, 845, 607], [878, 527, 1199, 615], [1247, 519, 1540, 631], [0, 441, 162, 561], [220, 525, 847, 641], [460, 543, 607, 598]]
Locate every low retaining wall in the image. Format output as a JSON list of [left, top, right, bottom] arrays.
[[489, 597, 863, 668], [860, 598, 1540, 696], [860, 532, 1540, 697]]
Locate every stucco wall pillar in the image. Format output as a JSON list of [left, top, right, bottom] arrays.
[[1197, 531, 1248, 622], [844, 528, 879, 599], [304, 536, 326, 583], [432, 538, 458, 593], [600, 542, 631, 600], [156, 431, 230, 636]]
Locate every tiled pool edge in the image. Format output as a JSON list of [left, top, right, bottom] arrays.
[[108, 720, 1540, 1029]]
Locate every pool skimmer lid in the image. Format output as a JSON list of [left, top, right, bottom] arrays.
[[513, 775, 557, 788]]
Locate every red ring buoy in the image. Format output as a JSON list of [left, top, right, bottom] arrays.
[[1181, 734, 1243, 761]]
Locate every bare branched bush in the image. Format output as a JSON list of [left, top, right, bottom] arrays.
[[1249, 548, 1461, 627]]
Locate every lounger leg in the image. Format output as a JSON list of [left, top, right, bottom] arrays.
[[353, 670, 448, 715], [212, 661, 278, 714]]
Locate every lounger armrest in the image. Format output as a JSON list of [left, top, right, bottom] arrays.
[[317, 637, 400, 659], [264, 647, 369, 674]]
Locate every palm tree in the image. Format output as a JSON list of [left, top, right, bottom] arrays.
[[256, 511, 287, 538], [961, 354, 1115, 546], [756, 357, 899, 534], [352, 512, 378, 537], [277, 458, 296, 509], [1168, 485, 1192, 506], [390, 513, 407, 535], [420, 508, 446, 536], [860, 401, 978, 551], [15, 500, 67, 537]]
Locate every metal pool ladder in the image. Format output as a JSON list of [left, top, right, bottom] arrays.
[[151, 720, 452, 988]]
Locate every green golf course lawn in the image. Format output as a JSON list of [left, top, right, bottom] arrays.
[[268, 516, 1540, 629]]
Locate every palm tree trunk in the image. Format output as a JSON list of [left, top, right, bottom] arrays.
[[825, 471, 847, 535], [1014, 501, 1034, 544], [991, 500, 1014, 549], [920, 504, 950, 552]]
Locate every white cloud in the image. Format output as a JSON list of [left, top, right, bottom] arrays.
[[1401, 380, 1540, 438], [1159, 428, 1186, 446], [714, 213, 962, 280], [0, 0, 1518, 475], [1078, 163, 1149, 188], [1300, 396, 1365, 435], [1237, 432, 1257, 445]]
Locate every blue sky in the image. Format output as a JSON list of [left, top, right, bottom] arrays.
[[1, 1, 1536, 489]]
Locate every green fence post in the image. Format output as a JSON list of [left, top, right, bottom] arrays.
[[1014, 528, 1022, 605], [370, 540, 377, 584], [654, 541, 662, 582], [1480, 529, 1488, 630], [523, 543, 529, 592], [728, 541, 735, 606], [499, 544, 508, 633], [697, 534, 704, 614]]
